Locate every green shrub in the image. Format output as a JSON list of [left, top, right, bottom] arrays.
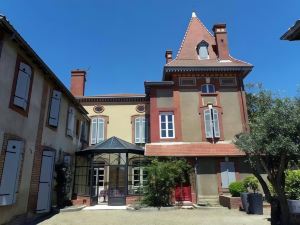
[[142, 158, 192, 208], [243, 176, 259, 193], [229, 181, 247, 197], [285, 170, 300, 200]]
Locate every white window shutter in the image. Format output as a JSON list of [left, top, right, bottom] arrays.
[[141, 117, 146, 143], [212, 109, 221, 138], [14, 66, 31, 109], [48, 90, 61, 127], [96, 118, 104, 143], [145, 118, 149, 143], [204, 109, 213, 138], [91, 118, 97, 145], [67, 107, 75, 136], [0, 140, 23, 205], [135, 118, 141, 143]]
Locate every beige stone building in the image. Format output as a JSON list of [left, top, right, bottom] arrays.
[[0, 16, 89, 224]]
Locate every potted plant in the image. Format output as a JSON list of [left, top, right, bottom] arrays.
[[243, 176, 263, 215], [240, 177, 250, 213], [229, 181, 247, 197], [285, 170, 300, 214]]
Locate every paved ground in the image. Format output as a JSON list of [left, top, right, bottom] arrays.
[[37, 208, 271, 225]]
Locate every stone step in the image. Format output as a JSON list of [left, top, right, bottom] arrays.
[[198, 196, 220, 206]]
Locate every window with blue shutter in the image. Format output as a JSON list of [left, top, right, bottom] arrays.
[[48, 90, 61, 127], [66, 107, 75, 137], [201, 84, 215, 94]]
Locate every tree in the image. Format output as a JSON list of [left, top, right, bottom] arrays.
[[235, 86, 300, 225], [142, 158, 192, 208]]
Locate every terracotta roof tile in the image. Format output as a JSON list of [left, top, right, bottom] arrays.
[[145, 143, 245, 157]]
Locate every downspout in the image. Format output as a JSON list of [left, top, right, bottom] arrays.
[[194, 157, 198, 204]]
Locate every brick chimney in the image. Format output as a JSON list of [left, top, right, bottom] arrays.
[[165, 50, 173, 63], [70, 70, 86, 96], [213, 24, 230, 60]]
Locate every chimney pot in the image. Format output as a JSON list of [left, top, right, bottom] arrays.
[[70, 70, 86, 96], [213, 24, 230, 60], [165, 50, 173, 63]]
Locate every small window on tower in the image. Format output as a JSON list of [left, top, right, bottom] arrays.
[[197, 41, 209, 60]]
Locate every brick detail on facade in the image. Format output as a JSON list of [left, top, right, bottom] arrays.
[[70, 70, 86, 97], [219, 195, 241, 209], [145, 143, 244, 157], [27, 80, 49, 213], [126, 195, 143, 205], [71, 195, 91, 206]]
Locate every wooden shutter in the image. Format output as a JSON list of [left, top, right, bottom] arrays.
[[67, 107, 75, 136], [0, 140, 23, 205], [14, 62, 32, 109], [91, 118, 97, 144], [48, 90, 61, 127], [204, 109, 213, 138], [141, 117, 146, 143], [135, 117, 141, 143], [96, 118, 104, 143], [212, 109, 220, 138]]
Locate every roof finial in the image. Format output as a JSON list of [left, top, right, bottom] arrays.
[[192, 11, 197, 18]]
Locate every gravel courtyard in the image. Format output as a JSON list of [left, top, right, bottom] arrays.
[[37, 208, 271, 225]]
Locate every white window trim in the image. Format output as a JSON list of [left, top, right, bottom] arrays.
[[201, 84, 216, 94], [132, 166, 146, 189], [179, 77, 196, 86], [90, 117, 105, 145], [204, 107, 221, 138], [159, 113, 175, 139], [219, 77, 237, 86], [135, 117, 148, 144]]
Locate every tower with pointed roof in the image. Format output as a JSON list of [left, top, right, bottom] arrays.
[[145, 12, 253, 205]]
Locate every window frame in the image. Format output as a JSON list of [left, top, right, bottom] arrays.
[[134, 116, 148, 144], [9, 56, 34, 117], [159, 112, 175, 139], [201, 84, 216, 94], [197, 41, 210, 60], [132, 166, 147, 189], [90, 116, 107, 145], [179, 77, 196, 86], [219, 77, 237, 87], [203, 107, 221, 139]]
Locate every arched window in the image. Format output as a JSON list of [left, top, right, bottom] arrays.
[[201, 84, 215, 93], [197, 41, 209, 59]]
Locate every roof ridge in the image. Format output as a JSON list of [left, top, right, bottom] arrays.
[[175, 13, 214, 60]]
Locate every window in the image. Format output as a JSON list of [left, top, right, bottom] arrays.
[[132, 166, 147, 191], [81, 120, 89, 142], [159, 113, 175, 138], [0, 140, 23, 206], [179, 77, 196, 86], [135, 117, 148, 144], [197, 41, 209, 59], [66, 106, 75, 137], [201, 84, 215, 94], [90, 117, 105, 145], [48, 90, 61, 127], [204, 107, 220, 138], [219, 77, 237, 86], [11, 60, 33, 113]]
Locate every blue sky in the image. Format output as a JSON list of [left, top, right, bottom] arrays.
[[0, 0, 299, 96]]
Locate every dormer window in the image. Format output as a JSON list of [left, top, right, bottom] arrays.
[[197, 41, 209, 59]]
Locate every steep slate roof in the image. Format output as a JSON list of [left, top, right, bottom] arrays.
[[281, 20, 300, 41], [77, 136, 145, 155], [163, 12, 252, 80]]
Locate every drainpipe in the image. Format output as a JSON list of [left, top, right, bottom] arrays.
[[194, 157, 198, 204]]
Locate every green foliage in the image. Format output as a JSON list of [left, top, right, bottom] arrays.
[[142, 158, 192, 207], [285, 170, 300, 200], [229, 181, 247, 197], [243, 176, 259, 193]]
